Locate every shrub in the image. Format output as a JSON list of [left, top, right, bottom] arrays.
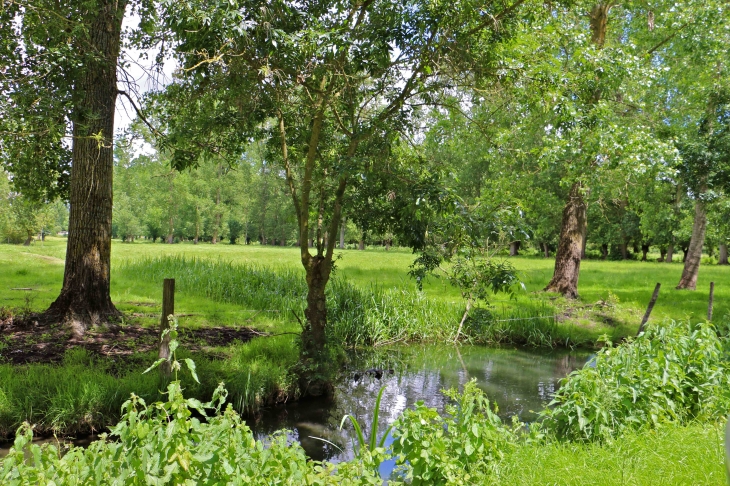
[[0, 382, 383, 485], [539, 320, 730, 441], [390, 380, 518, 485]]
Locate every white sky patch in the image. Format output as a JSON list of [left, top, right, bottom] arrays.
[[115, 10, 177, 156]]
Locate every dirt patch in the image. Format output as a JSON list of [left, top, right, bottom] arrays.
[[0, 314, 260, 365]]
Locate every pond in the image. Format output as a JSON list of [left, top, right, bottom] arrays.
[[249, 345, 590, 471]]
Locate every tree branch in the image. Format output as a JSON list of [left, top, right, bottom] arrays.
[[117, 90, 164, 140]]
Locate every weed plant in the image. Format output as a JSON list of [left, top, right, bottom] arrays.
[[540, 320, 730, 441], [390, 380, 519, 485]]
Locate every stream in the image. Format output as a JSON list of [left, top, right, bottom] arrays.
[[249, 345, 590, 474], [0, 345, 590, 474]]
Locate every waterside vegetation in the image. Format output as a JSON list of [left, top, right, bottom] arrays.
[[1, 320, 727, 484]]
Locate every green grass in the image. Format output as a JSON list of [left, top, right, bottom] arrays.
[[5, 238, 727, 343], [491, 422, 725, 485], [0, 337, 299, 439], [1, 238, 727, 438]]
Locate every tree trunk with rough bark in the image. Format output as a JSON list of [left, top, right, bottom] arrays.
[[719, 243, 729, 265], [167, 214, 174, 244], [677, 195, 708, 290], [212, 166, 221, 244], [544, 182, 586, 298], [303, 256, 330, 355], [43, 0, 125, 336], [641, 244, 649, 262], [544, 3, 610, 297]]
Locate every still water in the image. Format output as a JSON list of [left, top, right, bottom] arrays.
[[250, 345, 590, 465]]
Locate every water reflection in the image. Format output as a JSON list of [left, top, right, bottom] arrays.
[[250, 345, 589, 463]]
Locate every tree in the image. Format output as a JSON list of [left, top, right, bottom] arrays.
[[508, 1, 679, 297], [1, 1, 131, 335], [0, 174, 56, 245], [154, 0, 535, 365], [643, 1, 730, 289]]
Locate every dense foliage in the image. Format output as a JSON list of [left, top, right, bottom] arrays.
[[540, 320, 730, 441]]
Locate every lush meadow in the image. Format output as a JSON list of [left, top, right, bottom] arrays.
[[3, 238, 727, 337], [1, 239, 729, 483]]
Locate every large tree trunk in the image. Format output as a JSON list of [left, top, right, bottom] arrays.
[[545, 182, 586, 299], [43, 1, 125, 336], [619, 241, 628, 260], [677, 195, 707, 290], [719, 243, 729, 265], [509, 241, 521, 256], [167, 215, 174, 244], [666, 243, 674, 263]]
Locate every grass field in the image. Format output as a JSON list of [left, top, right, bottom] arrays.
[[2, 238, 727, 341], [492, 421, 726, 485], [1, 239, 728, 482]]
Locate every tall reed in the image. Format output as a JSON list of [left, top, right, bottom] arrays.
[[121, 256, 572, 347]]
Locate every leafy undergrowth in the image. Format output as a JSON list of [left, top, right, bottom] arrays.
[[540, 320, 730, 441]]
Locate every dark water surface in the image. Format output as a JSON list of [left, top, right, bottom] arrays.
[[249, 345, 590, 465]]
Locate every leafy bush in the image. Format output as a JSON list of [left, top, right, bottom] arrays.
[[0, 382, 384, 485], [390, 380, 518, 485], [540, 320, 730, 441]]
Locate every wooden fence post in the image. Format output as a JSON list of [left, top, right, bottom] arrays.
[[159, 278, 175, 378], [637, 283, 661, 336], [708, 281, 715, 322]]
